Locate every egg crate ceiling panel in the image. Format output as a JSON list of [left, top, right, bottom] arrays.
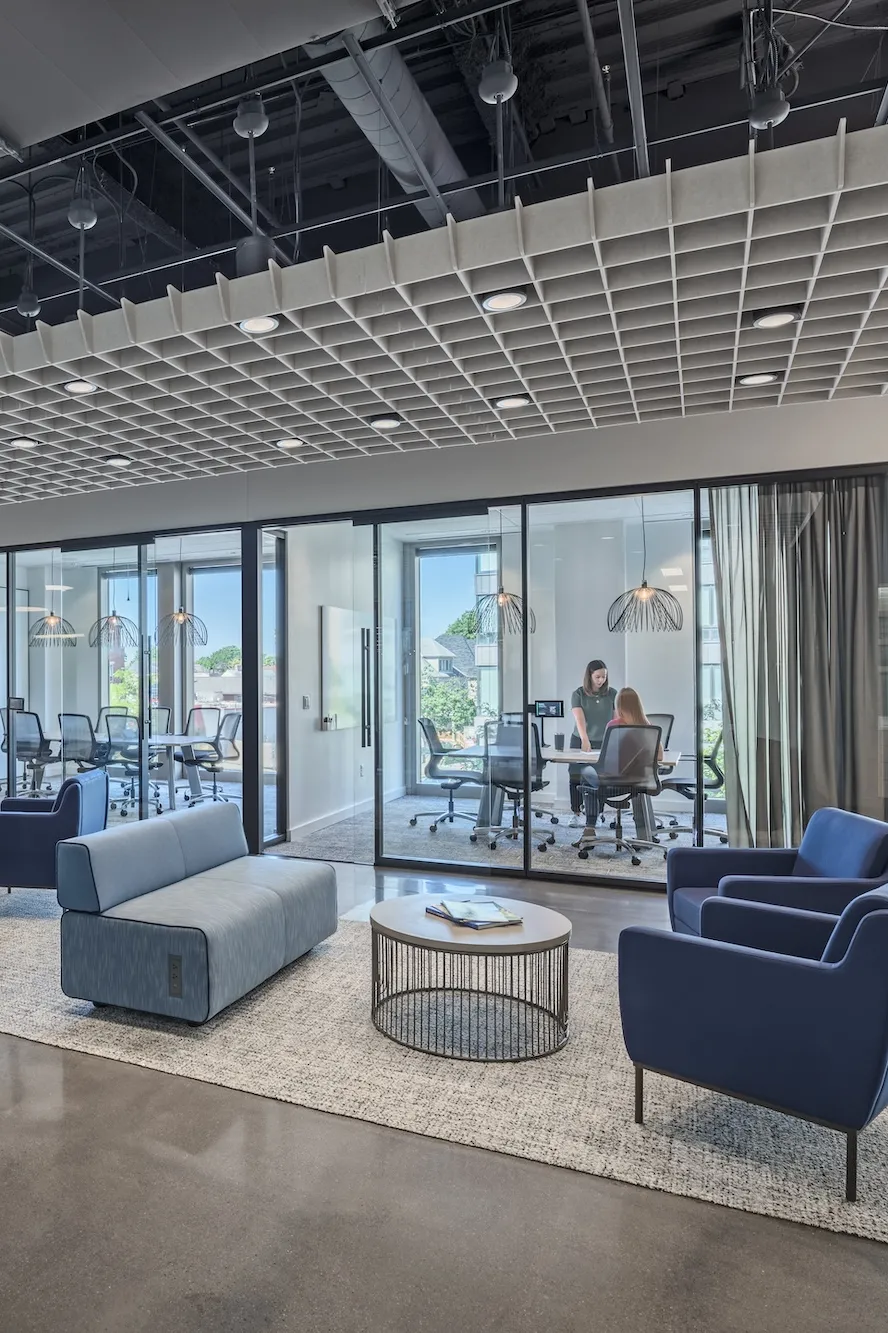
[[0, 125, 887, 502]]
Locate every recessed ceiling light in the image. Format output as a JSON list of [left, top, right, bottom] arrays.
[[105, 454, 131, 468], [661, 567, 682, 576], [368, 413, 404, 430], [276, 437, 305, 449], [669, 584, 688, 593], [238, 315, 279, 335], [600, 535, 616, 541], [9, 437, 38, 449], [492, 393, 532, 409], [736, 372, 780, 387], [63, 379, 98, 395], [479, 288, 528, 313], [45, 584, 72, 592], [752, 306, 802, 330]]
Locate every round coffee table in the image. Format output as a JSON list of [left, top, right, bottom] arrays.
[[370, 897, 571, 1061]]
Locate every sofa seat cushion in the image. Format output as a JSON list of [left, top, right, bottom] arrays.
[[103, 878, 287, 1020], [671, 885, 715, 936], [193, 855, 337, 960]]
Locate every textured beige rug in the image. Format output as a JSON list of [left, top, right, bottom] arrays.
[[2, 890, 887, 1242]]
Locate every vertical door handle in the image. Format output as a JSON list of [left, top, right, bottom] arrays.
[[361, 628, 372, 749]]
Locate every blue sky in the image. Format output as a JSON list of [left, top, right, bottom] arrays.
[[420, 551, 476, 639]]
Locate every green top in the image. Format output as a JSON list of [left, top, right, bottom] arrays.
[[570, 685, 617, 746]]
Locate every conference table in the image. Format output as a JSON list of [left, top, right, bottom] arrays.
[[453, 742, 681, 831]]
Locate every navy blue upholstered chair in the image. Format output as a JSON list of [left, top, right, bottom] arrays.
[[0, 768, 108, 892], [619, 885, 888, 1201], [667, 806, 888, 936]]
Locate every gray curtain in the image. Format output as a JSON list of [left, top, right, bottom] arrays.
[[711, 475, 884, 847]]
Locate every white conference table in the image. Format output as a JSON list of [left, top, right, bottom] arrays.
[[143, 733, 208, 811]]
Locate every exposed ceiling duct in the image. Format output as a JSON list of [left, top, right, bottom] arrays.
[[304, 18, 485, 226]]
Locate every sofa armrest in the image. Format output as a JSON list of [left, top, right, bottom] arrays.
[[0, 797, 55, 812], [666, 846, 797, 895], [700, 897, 837, 959], [717, 875, 885, 915]]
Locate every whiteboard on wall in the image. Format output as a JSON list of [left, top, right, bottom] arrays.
[[321, 605, 372, 730]]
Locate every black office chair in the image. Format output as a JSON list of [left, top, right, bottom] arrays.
[[105, 714, 164, 816], [150, 706, 171, 734], [478, 722, 555, 854], [661, 731, 729, 843], [59, 713, 110, 773], [184, 706, 222, 738], [409, 718, 480, 832], [95, 705, 127, 737], [574, 724, 665, 866], [647, 713, 674, 749], [175, 710, 242, 805], [1, 709, 56, 795]]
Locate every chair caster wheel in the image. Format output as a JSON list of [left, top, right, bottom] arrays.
[[578, 849, 589, 860], [469, 834, 477, 843], [669, 818, 678, 827], [409, 817, 417, 826], [537, 843, 547, 853], [429, 824, 438, 833], [120, 809, 128, 817], [720, 836, 729, 844], [669, 831, 678, 839], [546, 833, 555, 844], [631, 856, 641, 866], [550, 816, 559, 824], [489, 841, 498, 851]]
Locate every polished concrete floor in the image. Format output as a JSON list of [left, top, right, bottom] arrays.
[[2, 867, 887, 1333]]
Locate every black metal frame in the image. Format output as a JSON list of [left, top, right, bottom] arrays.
[[634, 1064, 860, 1203]]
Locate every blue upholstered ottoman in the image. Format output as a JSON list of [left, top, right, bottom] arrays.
[[57, 803, 337, 1023]]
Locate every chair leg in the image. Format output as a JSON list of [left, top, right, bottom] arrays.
[[635, 1065, 644, 1124], [846, 1130, 858, 1203]]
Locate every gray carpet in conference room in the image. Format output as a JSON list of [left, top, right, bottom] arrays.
[[277, 796, 726, 878], [1, 890, 883, 1243]]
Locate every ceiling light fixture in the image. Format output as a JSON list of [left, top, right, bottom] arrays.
[[368, 413, 404, 430], [10, 437, 38, 449], [607, 498, 683, 633], [752, 307, 802, 329], [63, 379, 98, 395], [479, 288, 528, 313], [492, 393, 532, 409], [45, 584, 72, 593], [661, 567, 683, 576], [105, 455, 131, 468], [238, 315, 279, 335], [277, 438, 305, 449], [736, 372, 780, 387]]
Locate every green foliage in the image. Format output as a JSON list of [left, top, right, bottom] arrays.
[[197, 644, 242, 674], [442, 608, 477, 640], [420, 663, 477, 741], [263, 654, 277, 667], [109, 665, 139, 713]]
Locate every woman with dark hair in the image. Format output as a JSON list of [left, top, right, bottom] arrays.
[[568, 659, 617, 824]]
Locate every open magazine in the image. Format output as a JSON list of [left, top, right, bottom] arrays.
[[425, 899, 523, 930]]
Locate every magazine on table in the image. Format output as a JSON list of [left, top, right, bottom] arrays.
[[425, 899, 523, 929]]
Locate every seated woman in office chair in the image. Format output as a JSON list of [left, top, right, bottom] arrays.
[[578, 686, 663, 826], [568, 659, 616, 825]]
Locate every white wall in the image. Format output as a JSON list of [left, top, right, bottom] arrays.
[[0, 396, 884, 549], [285, 522, 375, 838]]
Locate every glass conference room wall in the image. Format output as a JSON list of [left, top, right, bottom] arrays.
[[2, 531, 243, 824]]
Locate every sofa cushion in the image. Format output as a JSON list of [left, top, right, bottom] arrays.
[[794, 807, 888, 879], [57, 802, 249, 914], [671, 885, 714, 936], [102, 878, 287, 1019], [195, 855, 337, 960]]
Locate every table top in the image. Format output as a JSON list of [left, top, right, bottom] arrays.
[[370, 896, 571, 954], [455, 742, 680, 769], [148, 733, 207, 746]]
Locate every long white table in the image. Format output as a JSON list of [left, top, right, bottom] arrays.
[[145, 733, 208, 811]]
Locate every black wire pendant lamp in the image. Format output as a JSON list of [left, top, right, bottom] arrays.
[[89, 553, 139, 648], [469, 510, 535, 636], [29, 554, 78, 648], [607, 499, 684, 633], [155, 540, 208, 647]]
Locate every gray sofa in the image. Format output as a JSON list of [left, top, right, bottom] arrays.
[[57, 803, 337, 1023]]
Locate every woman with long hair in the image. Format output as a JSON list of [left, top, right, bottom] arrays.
[[606, 686, 664, 762], [568, 658, 617, 824]]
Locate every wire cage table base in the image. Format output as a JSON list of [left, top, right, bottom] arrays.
[[370, 898, 571, 1062]]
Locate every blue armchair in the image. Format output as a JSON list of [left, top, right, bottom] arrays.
[[667, 806, 888, 935], [619, 886, 888, 1201], [0, 769, 108, 891]]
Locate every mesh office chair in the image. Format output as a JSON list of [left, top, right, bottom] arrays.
[[662, 731, 729, 843], [409, 718, 480, 832], [647, 713, 674, 749], [59, 713, 110, 773], [105, 714, 164, 816], [1, 710, 56, 795], [574, 724, 665, 866], [149, 706, 171, 735], [477, 722, 555, 854], [96, 705, 127, 737], [175, 710, 242, 805], [184, 706, 222, 738]]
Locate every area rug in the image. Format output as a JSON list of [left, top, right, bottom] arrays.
[[2, 891, 886, 1243]]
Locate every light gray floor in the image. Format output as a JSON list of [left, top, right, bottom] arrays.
[[2, 866, 886, 1333]]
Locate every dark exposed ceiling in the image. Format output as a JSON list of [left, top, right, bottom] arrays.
[[0, 0, 884, 332]]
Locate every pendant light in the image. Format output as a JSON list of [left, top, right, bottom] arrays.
[[469, 511, 535, 636], [89, 551, 139, 648], [607, 498, 684, 633], [155, 540, 208, 647], [29, 554, 78, 648]]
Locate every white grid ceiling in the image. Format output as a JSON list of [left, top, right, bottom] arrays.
[[0, 122, 887, 502]]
